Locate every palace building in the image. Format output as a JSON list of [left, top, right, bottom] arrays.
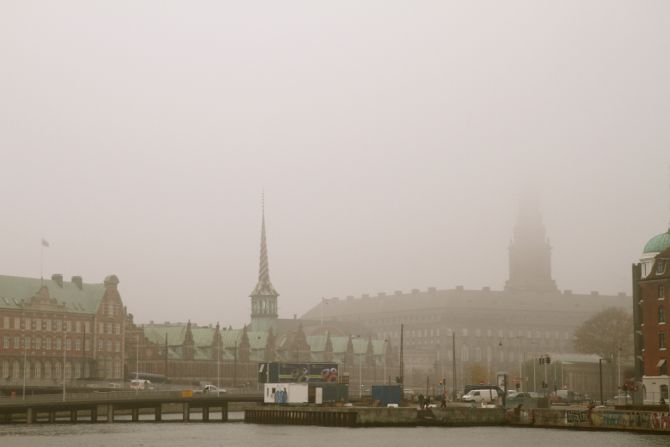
[[301, 198, 631, 391], [0, 274, 126, 386]]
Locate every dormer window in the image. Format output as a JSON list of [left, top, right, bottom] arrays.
[[658, 260, 667, 275]]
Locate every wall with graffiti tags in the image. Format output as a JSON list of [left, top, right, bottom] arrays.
[[512, 408, 670, 432]]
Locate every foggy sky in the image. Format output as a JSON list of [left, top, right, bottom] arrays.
[[1, 1, 669, 327]]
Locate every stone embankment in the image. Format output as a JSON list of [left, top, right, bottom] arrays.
[[245, 406, 505, 427]]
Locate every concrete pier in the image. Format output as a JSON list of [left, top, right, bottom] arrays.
[[0, 390, 258, 425]]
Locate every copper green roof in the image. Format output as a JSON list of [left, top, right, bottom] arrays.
[[643, 230, 670, 254], [0, 275, 106, 314]]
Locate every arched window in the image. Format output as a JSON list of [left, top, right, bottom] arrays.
[[34, 361, 42, 379], [44, 361, 51, 380], [54, 361, 62, 379]]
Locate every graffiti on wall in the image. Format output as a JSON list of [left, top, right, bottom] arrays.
[[565, 410, 588, 424]]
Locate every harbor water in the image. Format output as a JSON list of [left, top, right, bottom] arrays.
[[1, 423, 669, 447]]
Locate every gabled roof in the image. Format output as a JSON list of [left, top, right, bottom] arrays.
[[143, 324, 190, 346], [0, 275, 106, 314]]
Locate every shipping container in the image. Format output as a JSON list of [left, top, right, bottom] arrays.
[[372, 385, 402, 406], [309, 383, 349, 404]]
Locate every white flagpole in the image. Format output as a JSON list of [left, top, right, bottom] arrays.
[[40, 242, 44, 285]]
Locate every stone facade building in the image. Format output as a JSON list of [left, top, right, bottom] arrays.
[[0, 274, 125, 387]]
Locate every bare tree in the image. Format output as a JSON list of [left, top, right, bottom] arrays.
[[574, 307, 633, 360]]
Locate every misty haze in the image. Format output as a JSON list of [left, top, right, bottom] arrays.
[[1, 1, 669, 446]]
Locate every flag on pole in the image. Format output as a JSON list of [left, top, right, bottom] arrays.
[[41, 238, 50, 248]]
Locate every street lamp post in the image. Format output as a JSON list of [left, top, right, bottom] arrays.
[[217, 333, 221, 389], [22, 336, 27, 400], [383, 339, 388, 385], [599, 358, 606, 405], [233, 340, 238, 388], [359, 354, 363, 399], [62, 337, 67, 402]]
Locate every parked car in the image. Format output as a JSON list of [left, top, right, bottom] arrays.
[[198, 384, 227, 395]]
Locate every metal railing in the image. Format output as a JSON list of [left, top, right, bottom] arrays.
[[0, 389, 262, 406]]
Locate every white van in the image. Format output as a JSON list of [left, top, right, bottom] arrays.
[[462, 388, 498, 403]]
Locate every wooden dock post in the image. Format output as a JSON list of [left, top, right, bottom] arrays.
[[183, 403, 190, 422], [131, 408, 139, 422], [26, 408, 33, 424], [155, 405, 162, 422], [107, 405, 114, 423]]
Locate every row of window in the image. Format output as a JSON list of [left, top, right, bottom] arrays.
[[1, 336, 121, 353], [0, 358, 122, 380], [0, 317, 121, 336], [380, 328, 573, 341], [2, 316, 91, 333]]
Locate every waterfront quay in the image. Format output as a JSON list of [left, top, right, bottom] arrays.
[[0, 390, 261, 424], [245, 404, 670, 434]]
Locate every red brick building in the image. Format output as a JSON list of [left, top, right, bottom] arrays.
[[0, 274, 126, 387], [633, 229, 670, 404]]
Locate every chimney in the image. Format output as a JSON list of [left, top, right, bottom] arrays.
[[51, 274, 63, 287], [71, 276, 83, 290]]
